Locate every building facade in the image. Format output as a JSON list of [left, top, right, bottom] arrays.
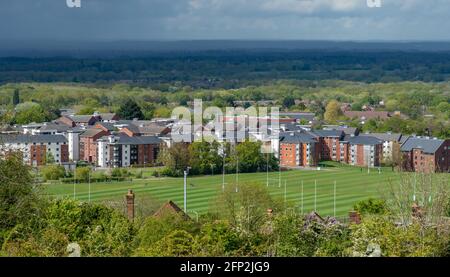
[[97, 134, 162, 168], [279, 131, 320, 167], [0, 134, 69, 166], [401, 137, 450, 173]]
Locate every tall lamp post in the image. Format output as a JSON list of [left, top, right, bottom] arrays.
[[184, 167, 191, 213]]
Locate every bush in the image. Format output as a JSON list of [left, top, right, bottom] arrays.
[[353, 198, 388, 215], [41, 165, 66, 181]]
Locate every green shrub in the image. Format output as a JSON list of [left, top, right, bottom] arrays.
[[353, 198, 388, 215], [41, 165, 66, 181]]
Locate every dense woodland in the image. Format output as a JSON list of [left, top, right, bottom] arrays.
[[3, 51, 450, 86]]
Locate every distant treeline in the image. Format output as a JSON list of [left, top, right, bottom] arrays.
[[2, 51, 450, 88]]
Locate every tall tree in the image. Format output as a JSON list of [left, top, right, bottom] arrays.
[[117, 98, 144, 120], [324, 100, 343, 124], [12, 89, 20, 106]]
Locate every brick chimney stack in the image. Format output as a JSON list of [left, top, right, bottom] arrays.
[[349, 211, 361, 224], [126, 189, 135, 221]]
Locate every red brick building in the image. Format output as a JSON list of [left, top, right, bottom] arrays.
[[401, 137, 450, 173], [279, 131, 320, 167], [344, 136, 383, 167], [313, 130, 345, 161], [79, 128, 110, 164]]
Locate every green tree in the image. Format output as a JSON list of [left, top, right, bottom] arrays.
[[324, 100, 343, 124], [75, 167, 91, 183], [189, 141, 222, 175], [41, 165, 66, 181], [0, 152, 41, 231], [12, 89, 20, 106], [282, 96, 296, 109], [117, 98, 144, 120], [14, 102, 48, 124]]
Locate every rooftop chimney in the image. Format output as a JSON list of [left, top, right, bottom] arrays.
[[126, 189, 135, 221], [349, 211, 361, 224]]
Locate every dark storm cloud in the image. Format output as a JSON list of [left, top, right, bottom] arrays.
[[0, 0, 450, 40]]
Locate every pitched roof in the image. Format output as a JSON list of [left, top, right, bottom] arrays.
[[153, 201, 190, 220], [39, 122, 72, 132], [360, 132, 402, 142], [67, 115, 96, 123], [344, 111, 390, 120], [280, 131, 317, 144], [313, 129, 345, 138], [0, 134, 67, 144], [347, 135, 383, 146], [98, 113, 118, 121], [99, 133, 162, 145], [80, 128, 105, 138], [400, 137, 446, 154], [95, 122, 116, 132], [278, 112, 315, 121], [323, 125, 359, 136]]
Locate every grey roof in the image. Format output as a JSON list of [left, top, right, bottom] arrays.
[[80, 128, 105, 138], [361, 132, 402, 142], [40, 122, 71, 132], [67, 115, 95, 123], [323, 125, 359, 136], [0, 134, 67, 144], [278, 112, 315, 121], [399, 135, 410, 144], [280, 122, 305, 132], [100, 134, 162, 145], [280, 131, 317, 144], [400, 137, 445, 154], [98, 113, 118, 121], [347, 135, 383, 146], [313, 129, 345, 138], [96, 122, 116, 131]]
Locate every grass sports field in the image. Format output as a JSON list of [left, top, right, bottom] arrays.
[[44, 162, 413, 217]]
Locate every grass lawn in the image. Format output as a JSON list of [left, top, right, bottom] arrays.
[[43, 162, 416, 218]]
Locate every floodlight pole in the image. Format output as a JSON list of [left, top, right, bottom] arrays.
[[334, 180, 337, 217], [301, 180, 304, 215], [235, 147, 239, 193], [266, 152, 269, 187], [88, 167, 91, 203], [222, 152, 226, 192], [184, 167, 190, 213], [314, 179, 317, 212], [73, 166, 76, 200]]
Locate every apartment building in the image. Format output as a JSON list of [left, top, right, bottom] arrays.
[[79, 128, 110, 164], [360, 132, 403, 164], [97, 134, 162, 168], [313, 130, 345, 162], [0, 134, 69, 166], [400, 137, 450, 173], [345, 136, 383, 167], [279, 131, 320, 167]]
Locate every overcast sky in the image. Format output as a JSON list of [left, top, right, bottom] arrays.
[[1, 0, 450, 41]]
